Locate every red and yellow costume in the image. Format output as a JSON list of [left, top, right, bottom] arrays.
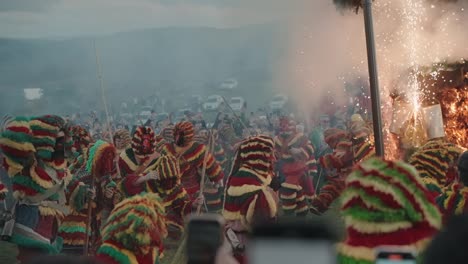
[[312, 119, 375, 215], [275, 117, 317, 216], [96, 193, 167, 264], [119, 155, 191, 239], [58, 140, 119, 250], [223, 135, 278, 264], [223, 135, 278, 228], [160, 121, 224, 206], [194, 129, 226, 213], [409, 138, 463, 197], [119, 126, 157, 178], [0, 115, 73, 258], [337, 158, 441, 264]]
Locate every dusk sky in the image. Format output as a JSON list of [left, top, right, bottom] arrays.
[[0, 0, 295, 38]]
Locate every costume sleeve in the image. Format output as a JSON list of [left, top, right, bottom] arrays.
[[309, 178, 345, 215], [118, 174, 147, 198], [319, 140, 353, 170], [200, 145, 225, 183]]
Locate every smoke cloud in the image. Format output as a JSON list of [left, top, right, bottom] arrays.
[[268, 0, 468, 119]]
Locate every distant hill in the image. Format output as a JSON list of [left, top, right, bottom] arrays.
[[0, 25, 286, 115]]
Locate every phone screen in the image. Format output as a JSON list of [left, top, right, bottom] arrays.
[[187, 219, 223, 263], [376, 251, 416, 264], [248, 239, 336, 264]]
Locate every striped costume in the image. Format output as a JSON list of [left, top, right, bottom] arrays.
[[223, 136, 278, 264], [337, 158, 442, 264], [223, 135, 278, 228], [275, 128, 317, 216], [436, 183, 468, 224], [313, 123, 375, 215], [160, 122, 224, 207], [409, 138, 464, 197], [194, 129, 226, 213], [118, 126, 157, 178], [96, 193, 167, 264], [0, 115, 73, 257], [119, 155, 191, 239], [58, 140, 119, 251]]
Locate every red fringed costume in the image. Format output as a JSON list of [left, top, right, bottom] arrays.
[[0, 115, 73, 259], [58, 140, 119, 252], [118, 126, 158, 178], [274, 117, 317, 216], [337, 158, 441, 264], [223, 135, 278, 264], [160, 122, 224, 207], [119, 155, 191, 239]]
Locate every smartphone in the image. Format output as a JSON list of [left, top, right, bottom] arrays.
[[375, 247, 417, 264], [247, 219, 337, 264], [186, 214, 225, 264]]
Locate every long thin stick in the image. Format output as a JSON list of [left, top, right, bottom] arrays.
[[221, 96, 252, 136]]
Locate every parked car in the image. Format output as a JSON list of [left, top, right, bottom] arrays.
[[139, 106, 152, 119], [269, 94, 289, 111], [175, 108, 192, 121], [203, 95, 224, 111], [219, 78, 238, 90], [229, 97, 246, 111]]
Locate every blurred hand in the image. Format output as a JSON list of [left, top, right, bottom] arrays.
[[113, 192, 122, 205], [104, 187, 115, 199], [194, 194, 205, 206], [87, 187, 96, 200], [145, 171, 159, 181]]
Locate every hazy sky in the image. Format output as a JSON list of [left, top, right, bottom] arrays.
[[0, 0, 291, 38]]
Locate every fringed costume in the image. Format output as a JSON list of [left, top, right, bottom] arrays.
[[223, 135, 278, 264], [274, 117, 317, 216], [436, 183, 468, 224], [119, 155, 191, 239], [160, 122, 224, 209], [58, 140, 119, 252], [337, 158, 442, 264], [409, 138, 463, 197], [113, 129, 131, 156], [0, 115, 73, 259], [96, 193, 167, 264], [118, 126, 158, 178], [194, 129, 226, 213], [312, 119, 375, 215]]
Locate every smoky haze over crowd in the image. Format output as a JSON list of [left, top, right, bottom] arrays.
[[0, 0, 467, 116]]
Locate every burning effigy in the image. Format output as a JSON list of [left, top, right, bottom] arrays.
[[389, 61, 468, 153]]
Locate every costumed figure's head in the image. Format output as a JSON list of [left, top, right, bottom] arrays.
[[337, 157, 441, 264], [323, 128, 348, 149], [409, 139, 464, 192], [145, 155, 181, 193], [279, 116, 296, 137], [113, 129, 131, 153], [99, 193, 167, 260], [132, 126, 157, 159], [349, 114, 371, 142], [0, 116, 35, 176], [29, 115, 73, 163], [173, 121, 194, 147], [231, 135, 275, 178], [86, 140, 117, 179], [70, 125, 92, 155]]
